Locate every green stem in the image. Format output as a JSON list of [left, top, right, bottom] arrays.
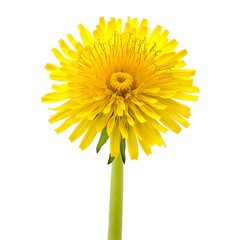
[[108, 153, 124, 240]]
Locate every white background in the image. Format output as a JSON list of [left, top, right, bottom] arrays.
[[0, 0, 240, 239]]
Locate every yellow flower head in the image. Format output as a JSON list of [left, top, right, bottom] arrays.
[[42, 17, 199, 161]]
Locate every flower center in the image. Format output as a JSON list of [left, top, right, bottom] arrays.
[[109, 72, 133, 95]]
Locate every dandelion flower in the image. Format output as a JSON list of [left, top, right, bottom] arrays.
[[42, 17, 199, 240], [42, 17, 198, 161]]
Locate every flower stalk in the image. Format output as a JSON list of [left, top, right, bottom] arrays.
[[108, 153, 124, 240]]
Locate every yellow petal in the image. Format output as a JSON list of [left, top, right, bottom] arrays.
[[125, 109, 135, 126], [96, 111, 113, 132], [52, 48, 71, 63], [173, 69, 196, 77], [110, 124, 121, 157], [140, 103, 161, 120], [107, 18, 117, 36], [174, 93, 198, 101], [181, 86, 200, 93], [137, 18, 149, 39], [146, 123, 165, 146], [45, 63, 61, 73], [42, 92, 70, 102], [119, 117, 128, 138], [67, 34, 77, 50], [138, 94, 158, 104], [116, 19, 122, 33], [161, 39, 178, 53], [146, 117, 168, 133], [99, 17, 107, 31], [128, 100, 146, 123], [127, 127, 138, 160], [157, 30, 169, 48], [160, 113, 182, 134], [55, 116, 79, 134], [103, 95, 116, 114], [161, 99, 191, 118], [139, 140, 152, 155], [167, 110, 190, 128], [148, 25, 162, 44], [69, 119, 90, 142], [79, 121, 98, 149], [78, 24, 94, 46], [49, 109, 76, 123], [59, 39, 74, 59], [133, 122, 164, 147], [107, 116, 116, 135]]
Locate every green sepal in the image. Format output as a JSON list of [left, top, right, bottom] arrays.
[[96, 127, 109, 153], [120, 138, 126, 164], [108, 154, 115, 164]]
